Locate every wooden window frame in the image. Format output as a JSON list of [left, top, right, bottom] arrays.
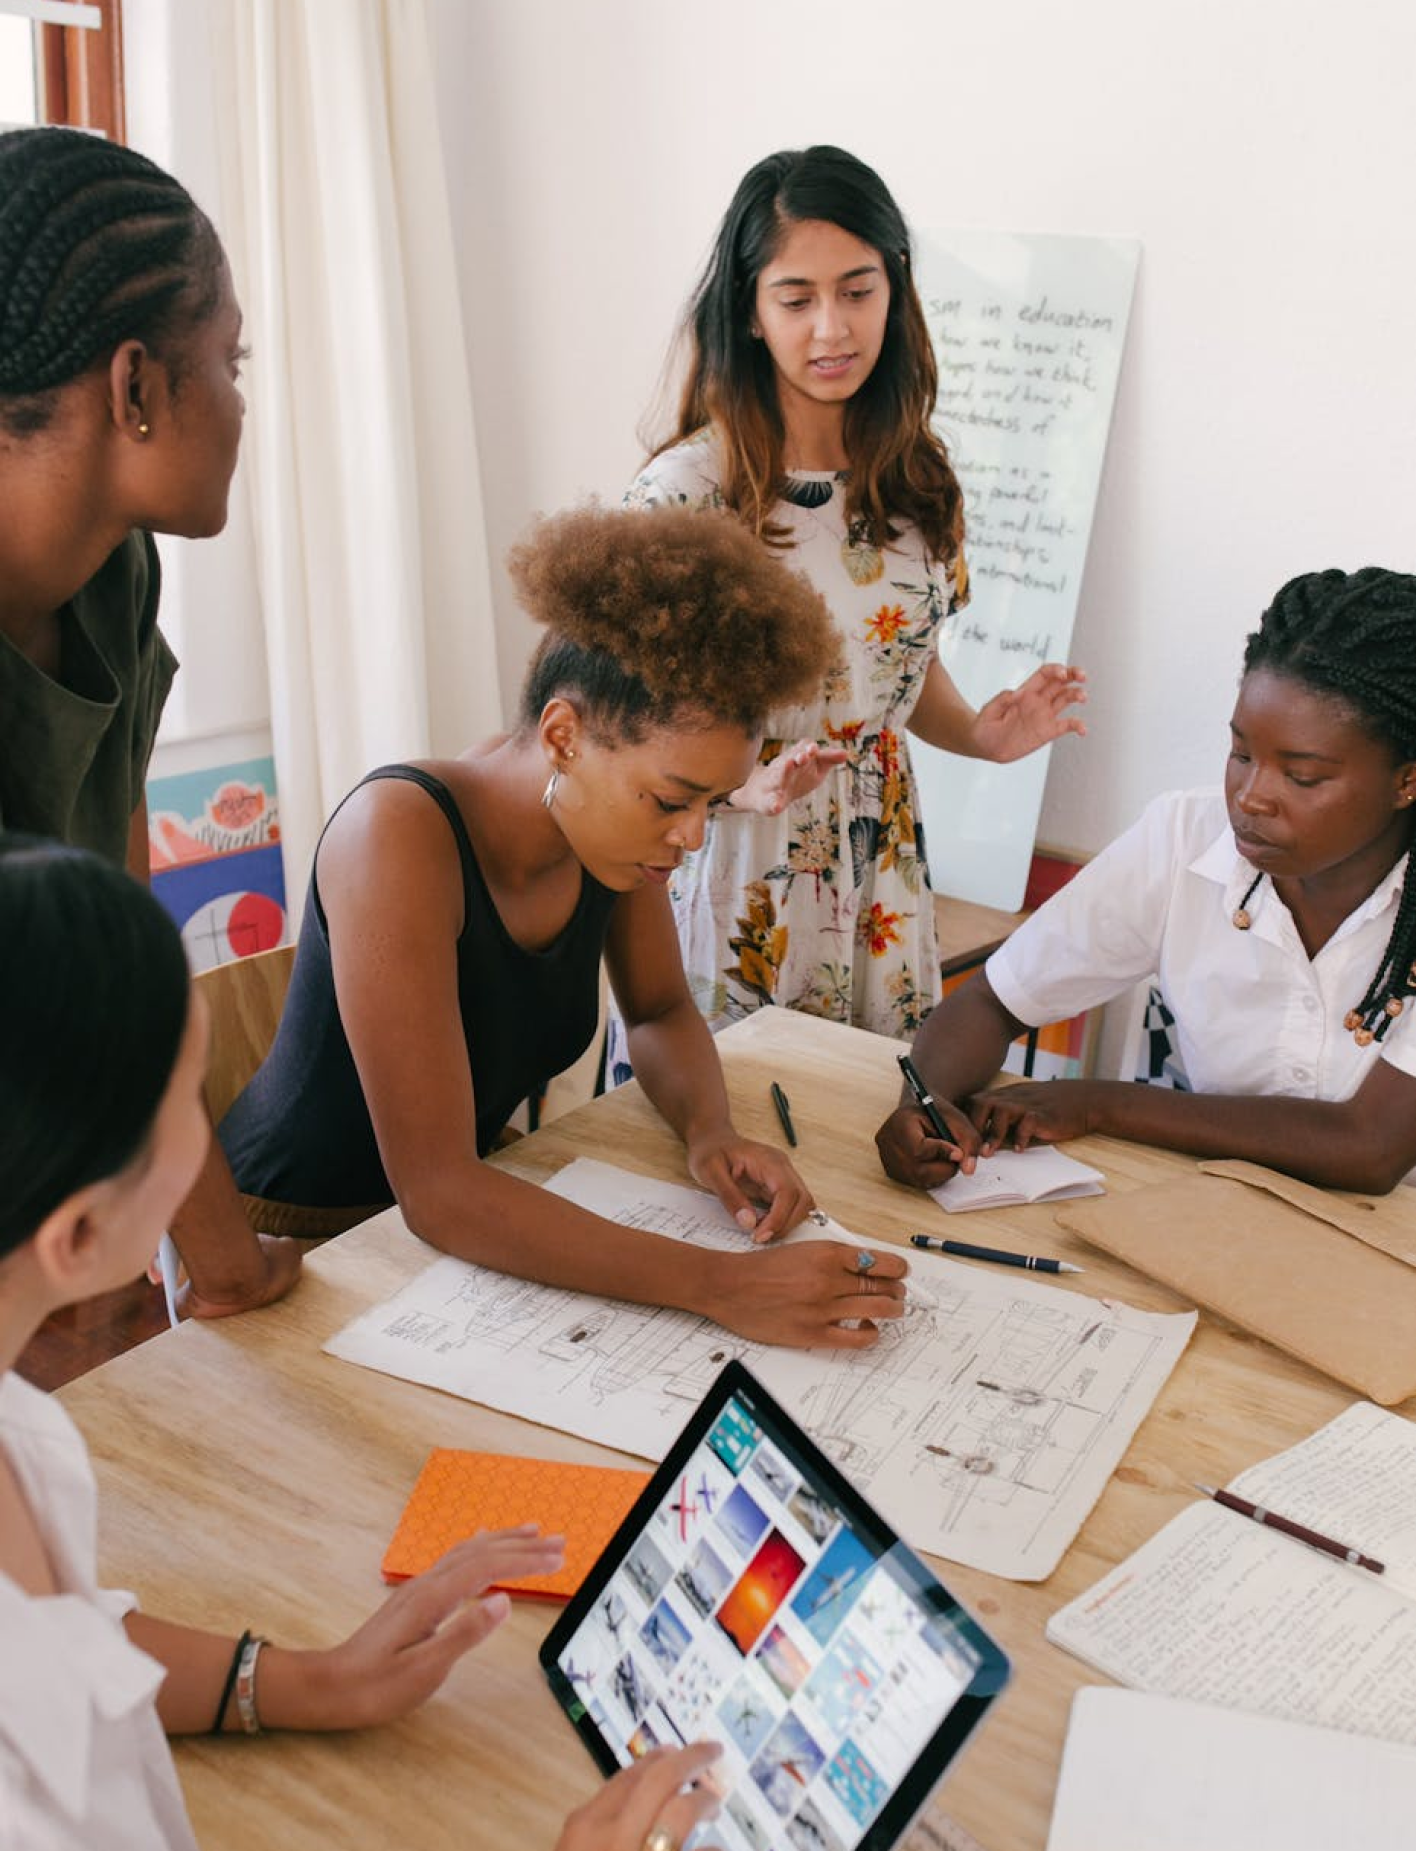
[[40, 0, 125, 141]]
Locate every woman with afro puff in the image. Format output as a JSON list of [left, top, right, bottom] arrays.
[[220, 503, 911, 1348]]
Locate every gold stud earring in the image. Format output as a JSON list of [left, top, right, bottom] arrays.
[[137, 421, 150, 437]]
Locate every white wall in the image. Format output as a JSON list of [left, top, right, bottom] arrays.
[[427, 0, 1416, 857]]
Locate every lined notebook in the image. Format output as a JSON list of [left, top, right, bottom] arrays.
[[1045, 1402, 1416, 1744], [383, 1449, 649, 1598]]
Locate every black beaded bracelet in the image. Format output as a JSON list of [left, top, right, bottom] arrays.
[[211, 1629, 251, 1734]]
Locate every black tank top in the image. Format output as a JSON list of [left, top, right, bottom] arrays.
[[220, 764, 618, 1208]]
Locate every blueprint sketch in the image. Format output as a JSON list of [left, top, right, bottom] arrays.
[[325, 1160, 1195, 1578]]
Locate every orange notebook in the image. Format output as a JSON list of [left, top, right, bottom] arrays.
[[382, 1449, 650, 1599]]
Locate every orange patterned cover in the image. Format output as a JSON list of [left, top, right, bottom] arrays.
[[382, 1449, 650, 1599]]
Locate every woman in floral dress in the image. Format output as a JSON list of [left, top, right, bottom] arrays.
[[611, 146, 1086, 1064]]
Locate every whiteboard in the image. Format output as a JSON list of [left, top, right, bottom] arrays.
[[911, 230, 1139, 910]]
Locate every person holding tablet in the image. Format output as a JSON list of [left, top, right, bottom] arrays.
[[0, 835, 726, 1850], [0, 125, 299, 1319], [221, 503, 910, 1348], [876, 568, 1416, 1196]]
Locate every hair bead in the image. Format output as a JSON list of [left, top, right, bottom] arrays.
[[1231, 871, 1263, 932]]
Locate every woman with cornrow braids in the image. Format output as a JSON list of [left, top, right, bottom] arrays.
[[0, 126, 302, 1318], [877, 568, 1416, 1197]]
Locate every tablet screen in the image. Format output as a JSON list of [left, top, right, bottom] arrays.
[[541, 1362, 1009, 1851]]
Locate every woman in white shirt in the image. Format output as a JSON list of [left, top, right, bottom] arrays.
[[0, 836, 722, 1851], [876, 567, 1416, 1195]]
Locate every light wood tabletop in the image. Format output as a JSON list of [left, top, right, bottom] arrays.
[[58, 1008, 1397, 1851]]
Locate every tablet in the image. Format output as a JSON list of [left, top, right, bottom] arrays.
[[541, 1360, 1010, 1851]]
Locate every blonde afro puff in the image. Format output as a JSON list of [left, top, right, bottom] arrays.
[[511, 501, 841, 739]]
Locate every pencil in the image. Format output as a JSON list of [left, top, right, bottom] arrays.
[[770, 1081, 798, 1147], [1193, 1482, 1386, 1575]]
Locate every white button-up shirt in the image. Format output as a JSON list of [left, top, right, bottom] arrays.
[[0, 1372, 199, 1851], [986, 790, 1416, 1163]]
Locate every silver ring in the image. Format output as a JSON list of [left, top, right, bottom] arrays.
[[855, 1249, 877, 1273], [643, 1831, 679, 1851]]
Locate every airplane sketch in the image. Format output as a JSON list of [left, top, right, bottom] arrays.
[[326, 1160, 1195, 1579]]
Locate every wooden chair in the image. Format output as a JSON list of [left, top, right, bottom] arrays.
[[194, 943, 296, 1123]]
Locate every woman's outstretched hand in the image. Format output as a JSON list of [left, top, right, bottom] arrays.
[[727, 739, 849, 815], [260, 1526, 566, 1731], [971, 663, 1087, 762]]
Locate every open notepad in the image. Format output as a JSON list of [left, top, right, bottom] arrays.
[[930, 1146, 1104, 1214], [1046, 1401, 1416, 1744], [1046, 1688, 1416, 1851]]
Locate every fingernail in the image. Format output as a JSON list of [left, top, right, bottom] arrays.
[[736, 1207, 759, 1231]]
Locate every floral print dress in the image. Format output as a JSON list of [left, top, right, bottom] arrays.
[[612, 431, 968, 1064]]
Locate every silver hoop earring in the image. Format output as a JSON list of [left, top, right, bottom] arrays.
[[541, 766, 560, 810]]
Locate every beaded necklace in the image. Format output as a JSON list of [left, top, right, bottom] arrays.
[[1231, 868, 1407, 1045]]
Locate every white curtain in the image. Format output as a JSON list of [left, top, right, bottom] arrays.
[[199, 0, 500, 901]]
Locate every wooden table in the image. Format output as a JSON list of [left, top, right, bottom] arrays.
[[932, 894, 1030, 978], [60, 1009, 1392, 1851]]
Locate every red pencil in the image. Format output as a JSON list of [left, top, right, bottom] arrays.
[[1194, 1482, 1385, 1576]]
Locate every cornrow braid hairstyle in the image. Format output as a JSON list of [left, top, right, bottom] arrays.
[[1244, 567, 1416, 1044], [0, 125, 222, 436]]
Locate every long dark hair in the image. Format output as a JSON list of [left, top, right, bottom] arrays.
[[1243, 568, 1416, 1043], [0, 125, 223, 437], [658, 145, 964, 564], [0, 836, 192, 1256]]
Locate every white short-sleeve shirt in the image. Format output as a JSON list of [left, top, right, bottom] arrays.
[[0, 1371, 199, 1851], [986, 788, 1416, 1117]]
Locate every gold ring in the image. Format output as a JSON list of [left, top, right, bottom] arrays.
[[855, 1249, 877, 1273], [643, 1830, 678, 1851]]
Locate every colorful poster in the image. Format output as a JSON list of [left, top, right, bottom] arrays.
[[146, 756, 286, 971]]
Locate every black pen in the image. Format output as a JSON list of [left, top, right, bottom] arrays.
[[770, 1081, 798, 1147], [897, 1053, 955, 1147], [910, 1235, 1083, 1275]]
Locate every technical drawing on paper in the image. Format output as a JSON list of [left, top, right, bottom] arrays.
[[325, 1159, 1195, 1578]]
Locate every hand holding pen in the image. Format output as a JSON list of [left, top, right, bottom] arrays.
[[886, 1055, 980, 1176]]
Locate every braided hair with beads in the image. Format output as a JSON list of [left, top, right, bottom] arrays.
[[1242, 567, 1416, 1045], [0, 125, 223, 437]]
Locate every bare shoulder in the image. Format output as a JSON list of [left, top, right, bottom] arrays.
[[318, 761, 468, 932]]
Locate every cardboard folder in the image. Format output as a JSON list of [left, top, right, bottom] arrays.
[[1056, 1164, 1416, 1405]]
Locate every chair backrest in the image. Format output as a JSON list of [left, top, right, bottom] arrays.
[[193, 944, 296, 1124]]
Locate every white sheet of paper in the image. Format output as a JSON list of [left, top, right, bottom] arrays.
[[1047, 1688, 1416, 1851], [930, 1146, 1104, 1214], [324, 1159, 1193, 1578]]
